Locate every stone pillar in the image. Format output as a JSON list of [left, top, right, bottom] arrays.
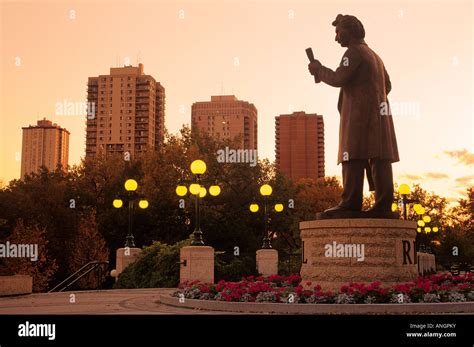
[[115, 247, 141, 277], [180, 246, 214, 284], [417, 252, 436, 275], [300, 219, 418, 290], [256, 249, 278, 276]]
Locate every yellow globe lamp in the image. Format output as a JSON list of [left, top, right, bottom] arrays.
[[209, 185, 221, 196], [433, 227, 439, 232], [113, 199, 123, 208], [138, 200, 149, 209], [190, 160, 206, 175], [423, 215, 431, 223], [417, 220, 425, 227], [189, 184, 201, 195], [417, 227, 421, 233], [199, 187, 207, 198], [274, 204, 284, 212], [260, 184, 272, 196], [250, 204, 259, 213], [398, 184, 411, 195], [416, 206, 426, 215], [176, 186, 188, 196], [391, 203, 398, 212], [424, 227, 431, 233], [124, 179, 138, 192], [413, 204, 422, 214]]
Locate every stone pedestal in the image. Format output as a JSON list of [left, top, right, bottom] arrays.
[[115, 247, 141, 277], [256, 249, 278, 276], [180, 246, 214, 284], [300, 219, 418, 290]]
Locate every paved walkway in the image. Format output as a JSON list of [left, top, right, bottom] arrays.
[[0, 289, 231, 315]]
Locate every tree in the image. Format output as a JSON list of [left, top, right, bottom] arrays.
[[436, 187, 474, 267], [67, 210, 109, 289], [2, 220, 58, 292]]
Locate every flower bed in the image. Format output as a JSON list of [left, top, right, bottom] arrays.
[[172, 273, 474, 304]]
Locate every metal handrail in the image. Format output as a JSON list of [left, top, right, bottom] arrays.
[[48, 261, 109, 293]]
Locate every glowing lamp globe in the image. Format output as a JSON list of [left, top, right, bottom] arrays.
[[423, 215, 431, 223], [424, 227, 431, 233], [138, 200, 149, 209], [413, 204, 422, 214], [260, 184, 272, 196], [190, 160, 206, 175], [124, 179, 138, 191], [398, 184, 411, 195], [113, 199, 123, 208], [189, 184, 201, 195], [249, 204, 259, 213], [274, 204, 284, 212], [416, 206, 426, 215], [199, 187, 207, 198], [176, 186, 188, 196], [417, 228, 421, 233], [209, 185, 221, 196], [391, 203, 398, 212], [433, 227, 439, 232], [417, 220, 425, 227]]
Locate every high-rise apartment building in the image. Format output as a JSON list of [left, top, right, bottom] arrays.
[[21, 118, 70, 179], [275, 111, 325, 181], [85, 64, 165, 158], [191, 95, 258, 150]]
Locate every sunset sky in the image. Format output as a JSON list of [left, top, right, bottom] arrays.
[[0, 0, 472, 203]]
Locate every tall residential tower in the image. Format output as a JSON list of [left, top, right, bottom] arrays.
[[275, 111, 325, 181], [191, 95, 258, 150], [85, 64, 165, 158], [21, 118, 70, 179]]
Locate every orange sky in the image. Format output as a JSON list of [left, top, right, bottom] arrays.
[[0, 0, 472, 202]]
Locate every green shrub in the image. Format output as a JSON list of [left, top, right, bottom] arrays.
[[115, 239, 191, 288], [215, 255, 258, 282]]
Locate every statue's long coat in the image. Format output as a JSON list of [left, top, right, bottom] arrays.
[[318, 41, 400, 165]]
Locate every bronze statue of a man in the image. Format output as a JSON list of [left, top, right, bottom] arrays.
[[308, 14, 399, 218]]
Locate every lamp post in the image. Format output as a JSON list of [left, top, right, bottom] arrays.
[[250, 184, 284, 249], [413, 203, 426, 252], [398, 184, 412, 220], [415, 211, 441, 253], [176, 159, 221, 246], [113, 179, 149, 248]]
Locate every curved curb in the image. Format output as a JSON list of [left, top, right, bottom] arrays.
[[159, 295, 474, 314]]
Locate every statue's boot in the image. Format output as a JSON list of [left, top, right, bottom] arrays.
[[364, 206, 399, 219], [318, 204, 363, 219], [324, 204, 358, 214]]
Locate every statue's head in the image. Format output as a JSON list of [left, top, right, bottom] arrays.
[[332, 14, 365, 47]]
